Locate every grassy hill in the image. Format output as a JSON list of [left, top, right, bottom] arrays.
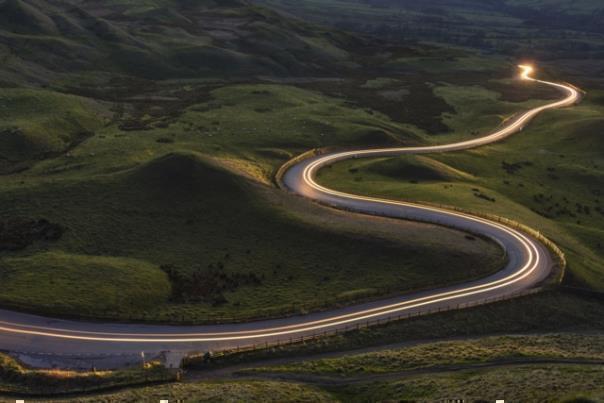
[[0, 88, 108, 173], [0, 0, 372, 84]]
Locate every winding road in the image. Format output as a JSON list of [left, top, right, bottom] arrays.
[[0, 65, 580, 367]]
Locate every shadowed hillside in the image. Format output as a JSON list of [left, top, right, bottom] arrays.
[[255, 0, 604, 61], [0, 0, 374, 84]]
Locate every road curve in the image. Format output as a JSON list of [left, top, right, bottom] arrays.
[[0, 66, 580, 361]]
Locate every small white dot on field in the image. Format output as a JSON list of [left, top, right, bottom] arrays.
[[160, 400, 168, 403], [496, 400, 505, 403]]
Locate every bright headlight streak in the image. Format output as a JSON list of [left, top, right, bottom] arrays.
[[0, 229, 537, 342], [0, 66, 579, 344]]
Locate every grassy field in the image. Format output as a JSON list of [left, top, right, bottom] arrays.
[[244, 334, 604, 375], [0, 252, 171, 318], [0, 89, 108, 173], [0, 353, 175, 396], [335, 364, 604, 402], [239, 333, 604, 401], [37, 364, 604, 402], [183, 289, 604, 370], [52, 380, 336, 402], [33, 334, 604, 401]]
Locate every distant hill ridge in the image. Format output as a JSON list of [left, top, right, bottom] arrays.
[[0, 0, 370, 83]]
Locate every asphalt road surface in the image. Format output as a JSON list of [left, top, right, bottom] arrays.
[[0, 65, 580, 368]]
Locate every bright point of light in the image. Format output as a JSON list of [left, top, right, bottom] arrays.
[[518, 64, 534, 80]]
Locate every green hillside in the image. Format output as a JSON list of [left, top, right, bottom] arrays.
[[0, 88, 108, 173]]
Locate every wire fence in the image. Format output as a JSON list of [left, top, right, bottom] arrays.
[[273, 148, 322, 188], [183, 287, 541, 368]]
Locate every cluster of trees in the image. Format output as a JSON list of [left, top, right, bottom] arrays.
[[501, 160, 533, 175], [160, 264, 263, 306], [532, 193, 601, 221], [0, 218, 63, 251]]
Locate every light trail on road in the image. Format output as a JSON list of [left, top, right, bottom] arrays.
[[0, 65, 580, 353]]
